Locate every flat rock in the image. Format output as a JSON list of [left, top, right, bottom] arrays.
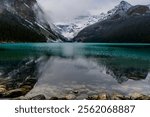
[[0, 85, 6, 89], [29, 95, 46, 100], [20, 77, 37, 87], [98, 92, 110, 100], [4, 87, 31, 98], [13, 96, 28, 100], [76, 94, 88, 100], [129, 92, 150, 100], [65, 94, 76, 100], [111, 93, 125, 100], [87, 95, 97, 100], [4, 89, 25, 98], [0, 85, 7, 94], [0, 88, 7, 93]]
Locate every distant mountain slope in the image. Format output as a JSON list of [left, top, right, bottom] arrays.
[[55, 13, 107, 40], [0, 0, 66, 42], [73, 1, 150, 43], [55, 1, 132, 40]]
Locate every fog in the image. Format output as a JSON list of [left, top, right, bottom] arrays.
[[37, 0, 150, 22]]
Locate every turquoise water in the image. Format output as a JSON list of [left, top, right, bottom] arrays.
[[0, 43, 150, 98], [0, 43, 150, 60]]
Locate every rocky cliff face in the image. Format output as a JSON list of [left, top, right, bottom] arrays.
[[0, 0, 65, 42], [127, 5, 150, 15], [74, 1, 150, 43]]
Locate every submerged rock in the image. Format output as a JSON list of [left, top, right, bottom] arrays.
[[13, 96, 28, 100], [20, 77, 37, 88], [87, 92, 110, 100], [10, 91, 150, 100], [0, 88, 7, 93], [0, 85, 7, 94], [65, 94, 76, 100], [111, 93, 125, 100], [97, 92, 110, 100], [87, 95, 99, 100], [29, 95, 46, 100], [73, 90, 79, 94], [76, 94, 88, 100], [0, 58, 40, 99], [3, 88, 30, 98], [129, 92, 150, 100], [86, 91, 150, 100]]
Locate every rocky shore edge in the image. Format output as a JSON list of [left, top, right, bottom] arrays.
[[0, 68, 150, 100], [15, 92, 150, 100], [0, 84, 150, 100]]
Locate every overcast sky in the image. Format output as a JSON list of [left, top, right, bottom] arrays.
[[37, 0, 150, 22]]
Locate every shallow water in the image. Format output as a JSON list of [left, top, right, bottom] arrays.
[[0, 43, 150, 98]]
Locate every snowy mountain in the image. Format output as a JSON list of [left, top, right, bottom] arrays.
[[0, 0, 65, 42], [107, 1, 132, 19], [55, 1, 132, 39], [73, 2, 150, 43], [55, 13, 107, 40]]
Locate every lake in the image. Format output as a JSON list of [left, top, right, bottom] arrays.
[[0, 43, 150, 99]]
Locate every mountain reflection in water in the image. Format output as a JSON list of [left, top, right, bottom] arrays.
[[0, 43, 150, 98]]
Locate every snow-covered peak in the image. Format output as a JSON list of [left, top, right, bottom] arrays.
[[55, 1, 133, 39], [119, 1, 132, 9], [55, 13, 107, 39], [107, 1, 132, 17]]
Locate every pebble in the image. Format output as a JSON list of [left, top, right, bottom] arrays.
[[65, 94, 76, 100], [73, 90, 79, 94], [87, 95, 99, 100], [98, 92, 110, 100], [111, 93, 125, 100]]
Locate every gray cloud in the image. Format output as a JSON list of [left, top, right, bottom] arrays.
[[37, 0, 150, 22]]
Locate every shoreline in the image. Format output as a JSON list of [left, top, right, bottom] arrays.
[[0, 76, 150, 100], [1, 86, 150, 100]]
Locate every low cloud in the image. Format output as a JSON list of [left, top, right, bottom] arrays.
[[37, 0, 150, 22]]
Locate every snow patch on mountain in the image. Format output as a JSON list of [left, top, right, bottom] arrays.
[[55, 13, 107, 39], [107, 1, 132, 18], [55, 1, 150, 41], [55, 1, 132, 39]]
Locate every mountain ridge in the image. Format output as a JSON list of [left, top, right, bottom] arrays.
[[55, 1, 133, 39], [0, 0, 66, 42], [73, 1, 150, 43]]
